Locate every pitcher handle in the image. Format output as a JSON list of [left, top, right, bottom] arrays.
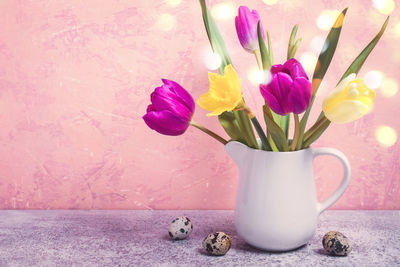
[[312, 147, 351, 215]]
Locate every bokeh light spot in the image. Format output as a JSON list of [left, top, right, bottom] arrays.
[[202, 48, 222, 70], [317, 10, 340, 31], [164, 0, 181, 6], [379, 78, 399, 97], [310, 35, 327, 54], [156, 14, 176, 31], [262, 0, 279, 5], [211, 2, 235, 20], [364, 70, 383, 89], [247, 68, 271, 85], [372, 0, 395, 14], [394, 22, 400, 38], [375, 125, 397, 147], [300, 52, 318, 74]]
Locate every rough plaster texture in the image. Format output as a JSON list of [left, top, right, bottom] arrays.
[[0, 0, 399, 209], [0, 210, 399, 266]]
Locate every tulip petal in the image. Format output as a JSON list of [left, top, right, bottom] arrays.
[[146, 104, 156, 112], [236, 6, 264, 52], [235, 15, 249, 51], [270, 64, 285, 75], [288, 77, 312, 114], [322, 75, 366, 113], [324, 100, 371, 124], [250, 9, 265, 44], [143, 110, 190, 136], [275, 72, 294, 113], [161, 79, 195, 113], [261, 59, 311, 115], [151, 87, 192, 121], [260, 84, 285, 115], [283, 58, 308, 79], [334, 73, 357, 94]]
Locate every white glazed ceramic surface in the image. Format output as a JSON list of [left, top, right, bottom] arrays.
[[225, 141, 351, 251]]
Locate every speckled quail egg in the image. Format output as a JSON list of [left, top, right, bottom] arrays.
[[322, 231, 352, 256], [168, 216, 193, 240], [202, 232, 231, 256]]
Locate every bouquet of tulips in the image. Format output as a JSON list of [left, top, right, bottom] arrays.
[[143, 0, 388, 151]]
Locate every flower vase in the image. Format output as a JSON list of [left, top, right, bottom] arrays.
[[225, 141, 351, 251]]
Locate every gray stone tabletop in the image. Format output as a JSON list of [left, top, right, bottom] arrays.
[[0, 210, 399, 266]]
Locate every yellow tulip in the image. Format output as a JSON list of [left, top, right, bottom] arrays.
[[197, 64, 243, 116], [322, 73, 375, 124]]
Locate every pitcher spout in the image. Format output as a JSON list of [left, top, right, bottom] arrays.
[[225, 141, 249, 167]]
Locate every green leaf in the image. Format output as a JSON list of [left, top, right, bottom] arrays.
[[250, 117, 271, 151], [263, 105, 289, 151], [288, 38, 302, 59], [218, 111, 246, 144], [257, 22, 271, 71], [287, 25, 301, 60], [289, 24, 298, 46], [337, 16, 389, 84], [267, 31, 273, 66], [262, 104, 279, 151], [234, 110, 259, 149], [297, 8, 348, 150], [199, 0, 232, 74], [312, 8, 347, 95], [287, 24, 299, 59]]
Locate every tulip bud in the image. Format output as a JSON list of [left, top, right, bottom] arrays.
[[260, 58, 312, 115], [143, 79, 195, 136], [322, 74, 375, 124], [235, 6, 265, 52]]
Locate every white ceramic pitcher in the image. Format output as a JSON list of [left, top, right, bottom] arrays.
[[225, 141, 351, 251]]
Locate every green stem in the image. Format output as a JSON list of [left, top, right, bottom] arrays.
[[282, 114, 290, 138], [317, 111, 325, 122], [190, 121, 228, 145], [290, 114, 300, 151], [302, 119, 331, 148], [304, 115, 328, 141], [296, 95, 316, 150]]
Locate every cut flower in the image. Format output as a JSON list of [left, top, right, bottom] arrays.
[[260, 58, 312, 115], [235, 6, 265, 52], [322, 74, 375, 124], [197, 64, 243, 116], [143, 79, 195, 136]]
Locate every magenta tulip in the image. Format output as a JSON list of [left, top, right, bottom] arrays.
[[143, 79, 195, 136], [235, 6, 266, 52], [260, 58, 312, 115]]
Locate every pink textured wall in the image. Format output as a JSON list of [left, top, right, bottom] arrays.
[[0, 0, 399, 210]]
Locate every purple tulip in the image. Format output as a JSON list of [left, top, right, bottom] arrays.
[[143, 79, 195, 136], [260, 58, 312, 115], [235, 6, 265, 52]]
